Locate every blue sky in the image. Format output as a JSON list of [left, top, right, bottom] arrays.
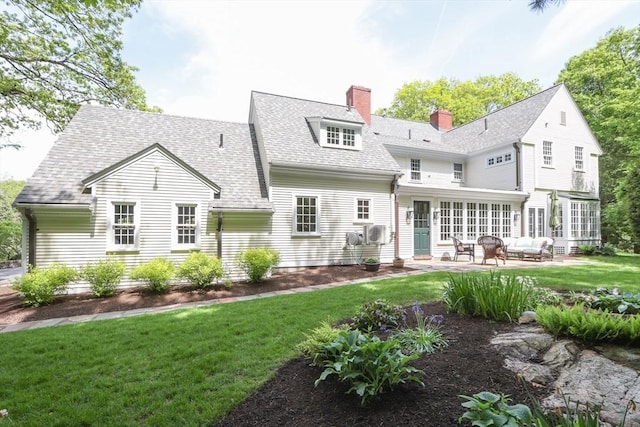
[[1, 0, 639, 180]]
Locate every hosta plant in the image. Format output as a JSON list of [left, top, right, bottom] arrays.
[[459, 391, 533, 426], [352, 299, 404, 332]]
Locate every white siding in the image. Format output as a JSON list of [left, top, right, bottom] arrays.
[[395, 155, 464, 188], [466, 148, 518, 191], [270, 172, 394, 267], [218, 212, 273, 279]]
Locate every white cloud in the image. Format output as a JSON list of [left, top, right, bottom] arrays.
[[531, 0, 633, 61]]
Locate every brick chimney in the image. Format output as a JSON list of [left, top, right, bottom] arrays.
[[346, 85, 371, 125], [430, 110, 453, 131]]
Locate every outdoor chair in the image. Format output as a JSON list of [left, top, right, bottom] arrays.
[[451, 236, 475, 262], [477, 235, 506, 266]]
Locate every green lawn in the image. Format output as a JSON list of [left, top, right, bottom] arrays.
[[0, 255, 638, 426]]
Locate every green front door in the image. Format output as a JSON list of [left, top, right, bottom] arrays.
[[413, 201, 431, 256]]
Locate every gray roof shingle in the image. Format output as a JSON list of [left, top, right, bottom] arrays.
[[250, 91, 401, 174], [15, 105, 271, 210]]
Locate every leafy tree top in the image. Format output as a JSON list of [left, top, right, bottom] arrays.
[[379, 73, 541, 127], [0, 0, 160, 144]]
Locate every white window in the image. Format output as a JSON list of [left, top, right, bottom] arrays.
[[570, 202, 599, 238], [453, 163, 463, 181], [294, 195, 319, 235], [355, 198, 372, 222], [486, 151, 514, 168], [343, 128, 355, 147], [438, 200, 511, 241], [327, 126, 340, 145], [543, 141, 553, 166], [487, 157, 495, 167], [108, 201, 139, 250], [528, 207, 545, 237], [173, 203, 199, 248], [560, 111, 567, 126], [504, 153, 512, 162], [574, 146, 584, 171], [410, 159, 421, 181]]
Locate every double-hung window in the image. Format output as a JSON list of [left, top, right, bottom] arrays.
[[410, 159, 421, 181], [453, 163, 463, 181], [294, 195, 319, 234], [109, 201, 139, 250], [574, 146, 584, 171], [176, 204, 198, 246], [543, 141, 553, 166]]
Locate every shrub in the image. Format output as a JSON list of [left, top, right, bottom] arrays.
[[12, 263, 76, 306], [130, 258, 175, 293], [352, 299, 404, 332], [597, 243, 616, 256], [315, 329, 423, 405], [297, 321, 351, 365], [536, 304, 640, 344], [578, 244, 597, 255], [82, 259, 126, 298], [177, 252, 224, 289], [392, 302, 447, 355], [442, 272, 544, 322], [459, 392, 533, 426], [236, 248, 280, 284]]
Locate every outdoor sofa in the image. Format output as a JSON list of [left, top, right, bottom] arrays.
[[502, 237, 554, 261]]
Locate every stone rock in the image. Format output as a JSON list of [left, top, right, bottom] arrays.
[[542, 340, 579, 369], [542, 350, 640, 427], [490, 326, 554, 361], [518, 311, 537, 324], [503, 358, 555, 386]]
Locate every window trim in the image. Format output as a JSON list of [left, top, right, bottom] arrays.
[[453, 163, 463, 182], [292, 194, 321, 236], [542, 140, 554, 168], [574, 146, 584, 172], [172, 202, 201, 250], [486, 151, 514, 168], [107, 200, 140, 251], [354, 197, 373, 224], [410, 158, 421, 182]]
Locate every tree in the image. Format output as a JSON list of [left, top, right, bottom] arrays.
[[556, 26, 640, 251], [0, 0, 159, 146], [626, 164, 640, 253], [528, 0, 566, 12], [0, 180, 25, 261], [380, 73, 541, 126]]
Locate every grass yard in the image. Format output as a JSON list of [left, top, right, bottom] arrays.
[[0, 255, 638, 426]]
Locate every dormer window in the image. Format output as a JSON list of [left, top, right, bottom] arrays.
[[307, 117, 363, 151]]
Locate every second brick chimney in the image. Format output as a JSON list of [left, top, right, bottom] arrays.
[[346, 85, 371, 125], [430, 110, 453, 131]]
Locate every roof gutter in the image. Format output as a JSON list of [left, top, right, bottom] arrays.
[[209, 207, 274, 214], [14, 203, 92, 211], [270, 161, 400, 179]]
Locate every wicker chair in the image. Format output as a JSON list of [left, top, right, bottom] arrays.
[[477, 235, 506, 266], [451, 236, 475, 262]]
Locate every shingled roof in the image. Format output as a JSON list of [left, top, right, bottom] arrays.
[[15, 105, 271, 211], [249, 91, 401, 175]]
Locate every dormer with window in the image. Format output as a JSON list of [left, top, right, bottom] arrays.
[[307, 117, 364, 151]]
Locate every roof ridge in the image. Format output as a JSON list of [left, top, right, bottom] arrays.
[[79, 104, 248, 126], [251, 90, 348, 110]]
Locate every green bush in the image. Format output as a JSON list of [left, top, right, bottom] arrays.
[[236, 248, 280, 284], [177, 252, 223, 289], [352, 299, 404, 332], [459, 392, 533, 426], [12, 263, 76, 306], [130, 258, 175, 293], [297, 321, 351, 365], [536, 304, 640, 344], [315, 329, 423, 405], [82, 259, 126, 298], [597, 243, 616, 256], [578, 244, 597, 255], [442, 272, 544, 322]]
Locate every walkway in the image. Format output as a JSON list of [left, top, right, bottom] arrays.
[[0, 257, 588, 334]]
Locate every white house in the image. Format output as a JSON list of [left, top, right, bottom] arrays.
[[13, 83, 601, 286]]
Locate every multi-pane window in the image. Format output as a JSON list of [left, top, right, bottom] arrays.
[[410, 159, 421, 181], [574, 146, 584, 171], [478, 203, 488, 236], [356, 198, 370, 222], [176, 205, 197, 245], [528, 207, 546, 237], [452, 202, 464, 237], [491, 204, 501, 235], [487, 158, 495, 166], [439, 201, 451, 241], [453, 163, 463, 181], [295, 196, 318, 233], [504, 153, 512, 162], [543, 141, 553, 166], [570, 202, 599, 238], [502, 204, 511, 236], [467, 203, 477, 240], [113, 203, 135, 246], [327, 126, 340, 145], [343, 128, 355, 147], [486, 151, 514, 168]]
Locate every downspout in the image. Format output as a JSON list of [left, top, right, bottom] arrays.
[[25, 208, 37, 268], [391, 173, 402, 259], [217, 211, 223, 259]]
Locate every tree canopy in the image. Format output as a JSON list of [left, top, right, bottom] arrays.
[[557, 26, 640, 250], [380, 74, 541, 126], [0, 180, 24, 261], [0, 0, 159, 146]]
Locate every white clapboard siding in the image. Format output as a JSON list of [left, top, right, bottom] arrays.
[[270, 172, 394, 267], [218, 212, 273, 279], [466, 149, 518, 191]]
